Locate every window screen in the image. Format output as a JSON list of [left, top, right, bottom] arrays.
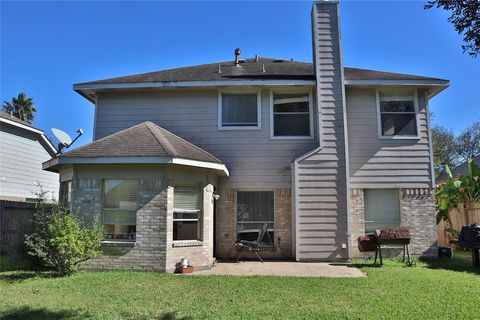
[[59, 180, 72, 210], [237, 191, 274, 246], [173, 185, 202, 241], [103, 180, 138, 241], [221, 93, 258, 127], [273, 93, 310, 136], [364, 189, 400, 233], [379, 91, 417, 136]]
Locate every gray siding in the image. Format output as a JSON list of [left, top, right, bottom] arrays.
[[0, 123, 58, 200], [294, 2, 349, 260], [94, 89, 317, 189], [346, 88, 433, 189]]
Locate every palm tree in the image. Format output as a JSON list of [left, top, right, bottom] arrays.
[[2, 92, 37, 124]]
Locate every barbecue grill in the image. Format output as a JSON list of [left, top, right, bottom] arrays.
[[358, 228, 413, 266], [452, 224, 480, 268]]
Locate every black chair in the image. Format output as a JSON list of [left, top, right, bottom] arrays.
[[231, 223, 269, 263]]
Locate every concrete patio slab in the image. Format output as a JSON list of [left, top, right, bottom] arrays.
[[191, 261, 365, 278]]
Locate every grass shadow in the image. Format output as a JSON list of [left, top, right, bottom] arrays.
[[122, 311, 192, 320], [0, 270, 59, 283], [0, 307, 87, 320], [424, 251, 480, 275]]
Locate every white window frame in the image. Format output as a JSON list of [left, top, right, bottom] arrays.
[[172, 185, 203, 243], [375, 88, 420, 140], [217, 89, 262, 130], [269, 89, 314, 140]]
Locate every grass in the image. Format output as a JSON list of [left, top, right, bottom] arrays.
[[0, 252, 479, 320]]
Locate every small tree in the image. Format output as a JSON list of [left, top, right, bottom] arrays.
[[2, 92, 37, 124], [25, 190, 103, 275], [436, 159, 480, 237], [432, 124, 457, 176], [455, 121, 480, 162]]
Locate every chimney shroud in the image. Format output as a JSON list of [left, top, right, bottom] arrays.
[[292, 0, 351, 261]]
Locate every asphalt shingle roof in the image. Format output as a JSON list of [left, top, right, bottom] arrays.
[[60, 121, 223, 164], [76, 57, 448, 85], [437, 156, 480, 183], [0, 110, 37, 129]]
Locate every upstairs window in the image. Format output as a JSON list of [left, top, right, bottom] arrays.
[[103, 180, 138, 241], [219, 92, 261, 129], [378, 90, 418, 137], [173, 185, 202, 241], [272, 92, 312, 137], [364, 189, 400, 233]]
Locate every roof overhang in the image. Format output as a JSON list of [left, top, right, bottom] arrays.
[[43, 156, 229, 177], [74, 79, 316, 103], [0, 117, 57, 156], [344, 79, 450, 99]]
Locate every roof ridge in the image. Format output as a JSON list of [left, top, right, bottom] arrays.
[[146, 121, 223, 163], [59, 122, 146, 157], [144, 121, 178, 157]]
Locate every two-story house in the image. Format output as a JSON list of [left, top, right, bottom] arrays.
[[43, 1, 448, 272]]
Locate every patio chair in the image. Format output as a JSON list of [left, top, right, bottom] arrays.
[[231, 223, 269, 263]]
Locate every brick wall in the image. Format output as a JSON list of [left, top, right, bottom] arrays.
[[165, 184, 215, 272], [349, 188, 437, 259], [215, 188, 293, 259], [400, 189, 437, 258]]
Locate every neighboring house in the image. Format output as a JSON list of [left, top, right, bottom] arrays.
[[0, 110, 58, 202], [436, 156, 480, 184], [43, 1, 448, 272]]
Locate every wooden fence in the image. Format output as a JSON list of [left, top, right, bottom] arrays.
[[437, 203, 480, 247]]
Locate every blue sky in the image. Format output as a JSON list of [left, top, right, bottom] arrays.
[[1, 1, 479, 147]]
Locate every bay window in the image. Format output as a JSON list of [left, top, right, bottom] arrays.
[[364, 189, 400, 233], [377, 90, 418, 137], [237, 191, 274, 246], [173, 185, 202, 241], [103, 180, 138, 241]]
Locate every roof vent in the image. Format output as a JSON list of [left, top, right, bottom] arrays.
[[234, 48, 241, 66], [273, 59, 284, 63], [255, 54, 259, 62]]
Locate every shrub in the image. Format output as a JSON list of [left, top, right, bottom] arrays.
[[25, 190, 103, 276]]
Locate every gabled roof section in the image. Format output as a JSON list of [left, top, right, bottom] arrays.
[[0, 110, 57, 156], [60, 121, 222, 163], [43, 122, 228, 175]]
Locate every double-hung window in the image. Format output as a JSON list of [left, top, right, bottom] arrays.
[[173, 185, 202, 241], [219, 92, 261, 129], [364, 189, 401, 233], [377, 90, 418, 137], [103, 180, 138, 241], [272, 92, 312, 137], [236, 191, 274, 246]]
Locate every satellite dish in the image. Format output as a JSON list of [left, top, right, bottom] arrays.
[[51, 127, 84, 155], [52, 128, 72, 147]]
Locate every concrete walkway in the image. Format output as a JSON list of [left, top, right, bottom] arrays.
[[192, 261, 365, 278]]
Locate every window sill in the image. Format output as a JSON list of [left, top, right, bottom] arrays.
[[101, 240, 136, 247], [218, 126, 261, 131], [378, 135, 420, 140], [172, 240, 203, 248], [270, 135, 314, 140]]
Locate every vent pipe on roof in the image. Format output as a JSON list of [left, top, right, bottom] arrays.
[[217, 64, 221, 74], [261, 64, 265, 73], [255, 54, 259, 62], [234, 48, 241, 66]]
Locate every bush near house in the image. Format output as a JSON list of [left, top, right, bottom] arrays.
[[24, 191, 103, 276]]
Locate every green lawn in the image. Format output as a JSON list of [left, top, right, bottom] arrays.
[[0, 252, 479, 320]]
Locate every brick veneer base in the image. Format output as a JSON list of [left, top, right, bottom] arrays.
[[350, 188, 437, 259]]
